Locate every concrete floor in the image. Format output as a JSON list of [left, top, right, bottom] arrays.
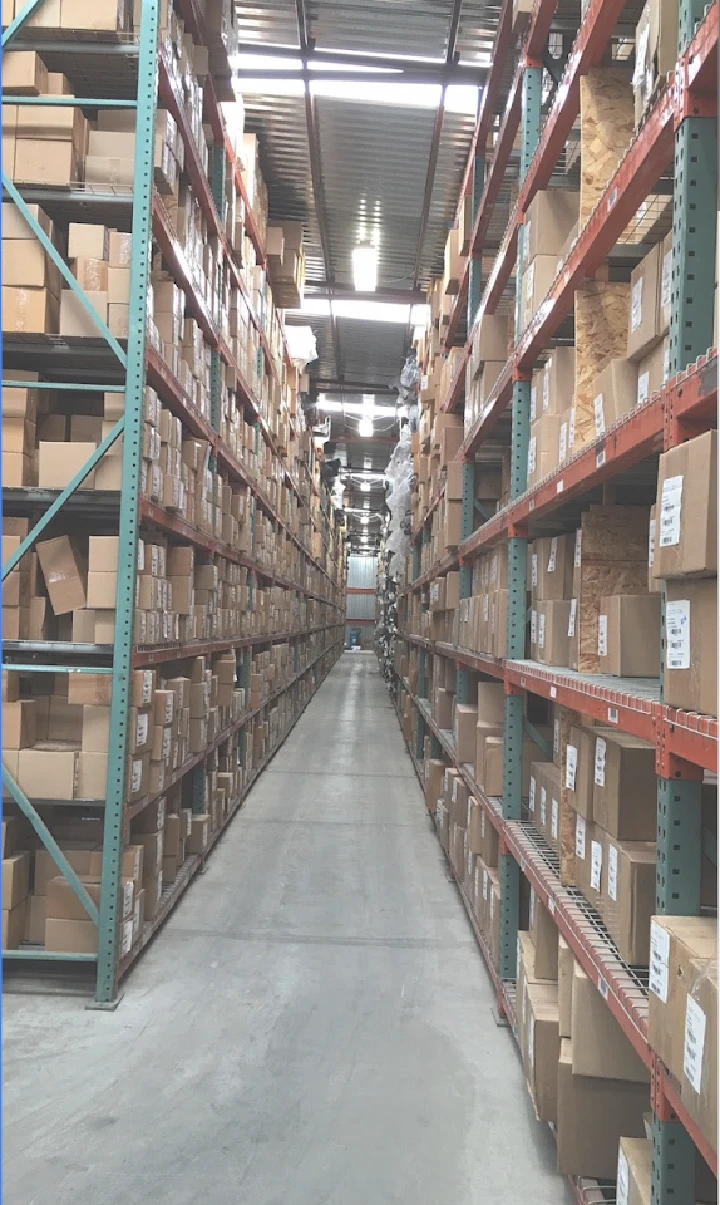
[[4, 652, 571, 1205]]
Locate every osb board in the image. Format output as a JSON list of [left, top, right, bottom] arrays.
[[577, 561, 649, 673], [574, 282, 630, 450], [579, 67, 635, 226], [580, 504, 651, 564]]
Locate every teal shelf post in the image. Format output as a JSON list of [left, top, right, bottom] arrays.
[[498, 60, 541, 985], [95, 0, 160, 1005]]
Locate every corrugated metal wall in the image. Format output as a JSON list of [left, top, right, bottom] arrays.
[[345, 556, 377, 647]]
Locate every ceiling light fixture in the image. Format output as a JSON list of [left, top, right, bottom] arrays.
[[360, 482, 371, 492], [352, 243, 378, 293], [358, 416, 374, 437]]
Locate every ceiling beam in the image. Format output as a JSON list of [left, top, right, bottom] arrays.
[[310, 378, 399, 394], [236, 42, 486, 82], [295, 0, 342, 381], [304, 283, 427, 305], [412, 0, 465, 288]]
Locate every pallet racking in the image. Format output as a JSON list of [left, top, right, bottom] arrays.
[[394, 0, 717, 1199], [1, 0, 345, 1003]]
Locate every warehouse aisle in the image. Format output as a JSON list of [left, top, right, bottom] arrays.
[[3, 653, 569, 1205]]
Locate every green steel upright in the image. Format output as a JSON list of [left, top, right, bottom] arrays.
[[96, 0, 161, 1005], [498, 61, 541, 983]]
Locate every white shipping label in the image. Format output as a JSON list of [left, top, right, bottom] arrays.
[[568, 598, 577, 638], [526, 260, 535, 298], [649, 920, 671, 1001], [141, 670, 153, 704], [661, 250, 672, 311], [530, 385, 537, 422], [573, 528, 582, 568], [483, 594, 489, 622], [481, 811, 486, 837], [542, 368, 550, 414], [659, 474, 683, 546], [607, 843, 619, 902], [528, 436, 537, 477], [452, 779, 460, 802], [522, 979, 528, 1024], [648, 516, 656, 567], [489, 886, 495, 919], [553, 717, 560, 755], [529, 776, 536, 813], [593, 393, 605, 436], [531, 609, 538, 645], [597, 613, 608, 657], [637, 371, 650, 407], [568, 406, 575, 450], [475, 865, 481, 897], [524, 220, 532, 263], [616, 1148, 629, 1205], [565, 744, 578, 791], [121, 919, 134, 957], [663, 342, 670, 385], [529, 887, 536, 927], [666, 599, 691, 670], [558, 421, 568, 463], [684, 995, 707, 1093], [547, 537, 558, 574], [540, 786, 547, 828], [575, 814, 586, 860], [590, 840, 602, 892], [527, 1014, 535, 1069], [122, 880, 134, 918], [551, 798, 559, 840], [594, 736, 607, 787], [136, 711, 149, 748], [531, 554, 538, 587], [483, 868, 488, 901], [130, 758, 143, 794], [538, 612, 546, 650], [631, 277, 643, 332]]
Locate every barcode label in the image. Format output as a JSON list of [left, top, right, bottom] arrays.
[[666, 599, 691, 670], [598, 976, 609, 1000], [659, 475, 683, 547]]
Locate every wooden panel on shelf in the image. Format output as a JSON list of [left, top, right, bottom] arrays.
[[573, 281, 630, 451], [579, 67, 636, 225]]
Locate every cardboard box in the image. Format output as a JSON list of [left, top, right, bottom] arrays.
[[536, 600, 572, 666], [186, 813, 209, 854], [627, 243, 663, 359], [3, 900, 28, 949], [3, 699, 36, 750], [46, 874, 133, 923], [556, 1039, 648, 1179], [679, 954, 717, 1153], [523, 979, 560, 1123], [541, 347, 575, 417], [473, 312, 509, 363], [529, 889, 559, 980], [17, 743, 79, 799], [37, 535, 87, 615], [598, 593, 660, 677], [600, 838, 655, 965], [558, 935, 573, 1039], [521, 254, 557, 332], [14, 138, 79, 186], [38, 441, 97, 490], [648, 915, 717, 1083], [527, 413, 564, 489], [60, 0, 130, 33], [77, 751, 108, 798], [25, 893, 46, 944], [635, 336, 668, 406], [653, 430, 717, 578], [592, 357, 637, 434], [2, 852, 30, 910], [616, 1137, 652, 1205], [571, 961, 648, 1082], [664, 578, 717, 716], [2, 50, 48, 94], [68, 223, 108, 260], [453, 703, 478, 764], [532, 533, 575, 602], [524, 188, 579, 265], [67, 673, 112, 706], [592, 731, 656, 840], [59, 289, 109, 338], [2, 285, 58, 334]]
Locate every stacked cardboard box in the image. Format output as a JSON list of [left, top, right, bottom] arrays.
[[651, 429, 717, 716], [527, 347, 575, 488], [520, 189, 579, 335], [464, 313, 510, 437]]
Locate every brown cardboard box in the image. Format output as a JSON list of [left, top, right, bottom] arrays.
[[453, 703, 478, 764], [186, 813, 209, 854], [537, 600, 572, 666], [565, 725, 601, 820], [37, 535, 87, 615], [70, 257, 109, 292], [45, 916, 99, 953], [46, 874, 133, 923], [571, 961, 648, 1082], [627, 242, 663, 360], [3, 699, 36, 749], [25, 893, 46, 944], [60, 0, 130, 32], [679, 956, 717, 1154], [524, 188, 579, 265], [532, 533, 575, 602], [77, 751, 108, 798], [38, 441, 97, 490], [635, 336, 668, 406], [17, 744, 79, 800], [2, 900, 28, 949], [2, 285, 59, 334], [67, 673, 112, 706], [2, 50, 48, 94], [14, 138, 79, 185], [558, 935, 573, 1039], [541, 347, 575, 417], [2, 852, 30, 910], [68, 222, 108, 260], [527, 413, 564, 488], [556, 1039, 648, 1179], [600, 838, 655, 965], [529, 889, 559, 980], [592, 731, 656, 840], [59, 289, 109, 338], [524, 979, 560, 1123], [522, 254, 557, 332], [598, 593, 660, 677], [592, 357, 637, 435], [648, 916, 717, 1086], [654, 430, 717, 578], [2, 238, 61, 292], [617, 1136, 652, 1205], [664, 578, 717, 717]]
